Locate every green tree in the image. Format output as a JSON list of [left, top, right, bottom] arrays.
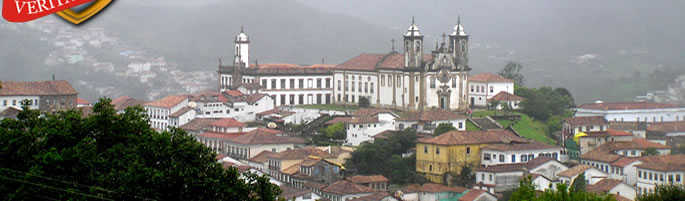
[[345, 128, 418, 184], [642, 147, 660, 156], [452, 166, 476, 188], [517, 87, 574, 121], [324, 123, 346, 139], [510, 176, 615, 201], [639, 184, 685, 201], [571, 173, 587, 192], [433, 123, 456, 136], [499, 61, 525, 85], [0, 98, 280, 200], [358, 97, 370, 108], [488, 100, 501, 115]]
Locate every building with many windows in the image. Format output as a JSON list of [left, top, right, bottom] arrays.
[[218, 17, 473, 111], [0, 80, 77, 113], [575, 101, 685, 123]]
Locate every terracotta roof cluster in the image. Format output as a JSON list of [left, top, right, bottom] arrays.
[[321, 180, 375, 195], [334, 52, 432, 71], [610, 157, 640, 168], [418, 130, 526, 145], [270, 146, 328, 160], [609, 121, 647, 131], [647, 121, 685, 133], [418, 183, 467, 193], [564, 116, 608, 126], [458, 189, 490, 201], [557, 164, 594, 178], [582, 129, 632, 137], [179, 118, 219, 132], [468, 73, 514, 83], [0, 80, 77, 96], [576, 102, 679, 111], [208, 118, 246, 128], [197, 132, 246, 140], [396, 109, 467, 122], [348, 192, 393, 201], [144, 95, 187, 109], [111, 96, 148, 111], [476, 157, 556, 173], [222, 91, 268, 104], [346, 175, 388, 184], [581, 138, 670, 163], [226, 128, 306, 145], [635, 155, 685, 172], [488, 91, 523, 101], [585, 179, 623, 194], [483, 141, 560, 152]]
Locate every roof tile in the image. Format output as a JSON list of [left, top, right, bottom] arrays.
[[0, 80, 77, 96]]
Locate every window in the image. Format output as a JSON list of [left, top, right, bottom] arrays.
[[396, 75, 401, 87], [470, 85, 474, 92], [364, 83, 368, 93], [359, 82, 362, 92], [484, 153, 491, 160], [424, 145, 427, 153], [370, 83, 375, 93], [649, 173, 653, 180], [452, 76, 457, 88], [271, 79, 277, 89], [677, 175, 681, 182], [381, 75, 385, 87], [326, 78, 331, 88], [632, 150, 636, 155], [430, 76, 436, 88], [481, 174, 485, 181], [499, 154, 505, 162], [338, 80, 341, 90], [299, 79, 304, 89], [12, 100, 16, 106], [337, 94, 341, 102], [388, 75, 392, 86], [522, 154, 528, 162], [458, 122, 463, 129], [2, 100, 6, 106], [352, 82, 355, 92], [511, 155, 516, 163], [317, 79, 322, 88], [489, 174, 493, 181], [490, 86, 494, 93], [261, 80, 268, 88], [466, 147, 471, 154], [436, 147, 440, 154], [399, 123, 404, 130], [281, 79, 286, 89], [429, 165, 432, 172]]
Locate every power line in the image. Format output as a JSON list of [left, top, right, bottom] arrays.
[[0, 175, 114, 200]]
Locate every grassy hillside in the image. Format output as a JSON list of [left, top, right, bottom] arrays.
[[472, 111, 555, 144]]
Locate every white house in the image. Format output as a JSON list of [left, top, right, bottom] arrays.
[[480, 141, 564, 167], [475, 157, 568, 193], [0, 80, 78, 112], [223, 128, 306, 160], [190, 90, 275, 122], [558, 164, 607, 186], [326, 108, 398, 146], [586, 179, 637, 201], [468, 73, 515, 108], [143, 95, 189, 131], [635, 155, 685, 197], [575, 101, 685, 123], [488, 91, 523, 110], [562, 116, 609, 144], [169, 107, 196, 128], [395, 109, 467, 133]]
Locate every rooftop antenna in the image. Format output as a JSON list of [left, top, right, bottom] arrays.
[[240, 25, 244, 33], [52, 74, 55, 81], [255, 59, 259, 67], [219, 58, 223, 66], [321, 57, 325, 64]]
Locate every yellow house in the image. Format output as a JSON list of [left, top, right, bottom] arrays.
[[416, 130, 526, 183]]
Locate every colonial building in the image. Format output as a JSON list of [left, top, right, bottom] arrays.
[[0, 80, 77, 113], [474, 157, 568, 193], [480, 141, 563, 167], [218, 17, 472, 111], [562, 116, 609, 144], [635, 155, 685, 196], [468, 73, 515, 108], [143, 95, 189, 131], [395, 109, 467, 133], [325, 108, 398, 146], [575, 101, 685, 123]]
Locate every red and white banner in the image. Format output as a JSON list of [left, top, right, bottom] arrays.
[[3, 0, 94, 22]]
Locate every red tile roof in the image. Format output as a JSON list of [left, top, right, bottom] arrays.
[[647, 121, 685, 133], [271, 147, 328, 160], [144, 95, 187, 109], [179, 118, 220, 132], [396, 109, 467, 122], [248, 151, 276, 163], [111, 96, 148, 111], [348, 192, 393, 201], [468, 73, 514, 83], [169, 107, 194, 118], [418, 183, 467, 193], [476, 157, 557, 173], [76, 97, 90, 105], [582, 129, 633, 137], [418, 130, 526, 145], [346, 175, 389, 184], [581, 138, 670, 163], [488, 91, 523, 101], [334, 52, 432, 71], [225, 90, 244, 97], [577, 102, 679, 111], [208, 118, 246, 128], [280, 186, 314, 200], [586, 179, 623, 193], [635, 155, 685, 172], [226, 128, 305, 145], [610, 157, 639, 168], [0, 80, 77, 96], [321, 180, 375, 195], [564, 116, 608, 126], [557, 164, 594, 177], [458, 189, 490, 201], [197, 132, 246, 140]]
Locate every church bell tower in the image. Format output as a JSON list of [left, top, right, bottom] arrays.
[[234, 26, 250, 68], [404, 17, 424, 68], [449, 17, 469, 69]]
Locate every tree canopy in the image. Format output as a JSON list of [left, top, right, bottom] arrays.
[[499, 61, 525, 85], [516, 86, 575, 121], [345, 128, 421, 184], [639, 184, 685, 201], [510, 176, 615, 201], [433, 123, 456, 136], [358, 97, 370, 108], [0, 99, 280, 200]]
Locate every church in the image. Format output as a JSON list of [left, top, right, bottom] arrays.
[[218, 17, 471, 111]]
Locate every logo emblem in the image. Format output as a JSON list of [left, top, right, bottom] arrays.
[[56, 0, 112, 25]]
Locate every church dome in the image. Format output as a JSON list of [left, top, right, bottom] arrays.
[[451, 24, 467, 36]]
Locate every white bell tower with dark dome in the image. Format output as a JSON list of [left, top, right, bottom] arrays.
[[234, 26, 250, 67], [449, 16, 469, 69], [404, 17, 424, 68]]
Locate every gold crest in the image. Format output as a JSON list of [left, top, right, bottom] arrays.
[[56, 0, 112, 25]]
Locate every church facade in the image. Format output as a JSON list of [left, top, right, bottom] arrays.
[[218, 18, 471, 111]]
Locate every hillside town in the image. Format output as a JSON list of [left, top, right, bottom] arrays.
[[4, 18, 685, 201]]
